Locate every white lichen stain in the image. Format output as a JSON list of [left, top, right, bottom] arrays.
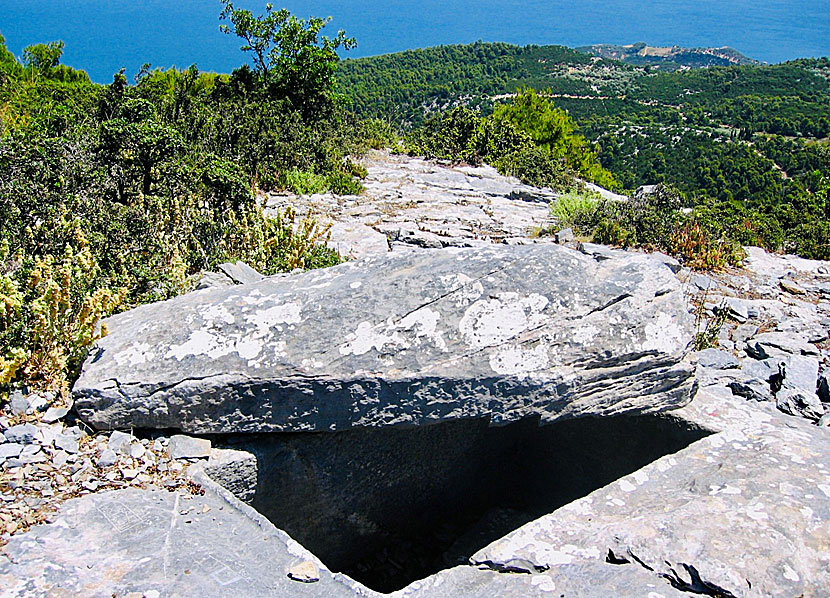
[[641, 312, 685, 354], [166, 301, 302, 362], [201, 304, 235, 325], [538, 550, 574, 566], [247, 303, 302, 332], [237, 338, 264, 361], [114, 343, 155, 367], [339, 321, 397, 356], [400, 308, 447, 351], [818, 484, 830, 499], [561, 497, 593, 516], [166, 329, 231, 361], [619, 480, 636, 493], [531, 575, 556, 592], [339, 308, 448, 357], [440, 273, 485, 306], [459, 293, 548, 350], [709, 484, 741, 496]]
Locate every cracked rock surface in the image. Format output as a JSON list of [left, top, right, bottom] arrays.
[[469, 390, 830, 598], [5, 155, 830, 597], [73, 244, 696, 434], [265, 150, 562, 259], [0, 473, 362, 598]]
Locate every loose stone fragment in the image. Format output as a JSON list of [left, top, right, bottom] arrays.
[[97, 449, 117, 468], [776, 389, 825, 421], [780, 279, 806, 295], [28, 396, 48, 412], [287, 560, 320, 583], [4, 424, 38, 445], [54, 435, 79, 455], [0, 443, 23, 459], [204, 448, 257, 503], [168, 435, 211, 460], [108, 430, 133, 454], [42, 406, 70, 424], [129, 443, 145, 459], [554, 227, 574, 244], [8, 393, 29, 416], [697, 348, 740, 370]]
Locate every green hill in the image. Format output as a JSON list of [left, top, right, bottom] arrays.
[[338, 42, 830, 260]]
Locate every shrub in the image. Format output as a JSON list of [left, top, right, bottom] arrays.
[[279, 169, 330, 195], [1, 229, 125, 395], [668, 219, 746, 270], [407, 104, 574, 190], [551, 190, 601, 229]]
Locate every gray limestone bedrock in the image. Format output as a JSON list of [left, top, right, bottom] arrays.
[[73, 243, 697, 434]]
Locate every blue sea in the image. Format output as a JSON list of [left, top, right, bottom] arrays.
[[1, 0, 828, 83]]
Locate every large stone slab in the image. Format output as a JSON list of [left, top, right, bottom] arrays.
[[471, 388, 830, 597], [0, 476, 362, 598], [74, 245, 696, 433]]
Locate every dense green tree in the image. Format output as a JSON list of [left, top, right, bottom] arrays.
[[23, 40, 64, 71], [219, 1, 355, 115], [492, 89, 617, 188]]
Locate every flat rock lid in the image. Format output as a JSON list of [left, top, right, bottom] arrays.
[[73, 244, 696, 433]]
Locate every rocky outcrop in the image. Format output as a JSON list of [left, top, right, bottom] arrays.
[[73, 244, 696, 433], [5, 153, 830, 598], [469, 387, 830, 598], [0, 477, 364, 598], [266, 151, 558, 258]]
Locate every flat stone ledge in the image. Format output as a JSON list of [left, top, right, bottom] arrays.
[[73, 245, 696, 434], [0, 473, 363, 598], [471, 388, 830, 597]]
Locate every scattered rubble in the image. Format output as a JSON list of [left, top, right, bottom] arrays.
[[0, 393, 211, 546]]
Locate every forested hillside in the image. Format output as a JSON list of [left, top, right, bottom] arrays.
[[339, 42, 830, 262]]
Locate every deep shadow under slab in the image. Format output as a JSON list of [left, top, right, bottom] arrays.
[[219, 413, 709, 594]]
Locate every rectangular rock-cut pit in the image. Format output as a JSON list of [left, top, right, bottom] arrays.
[[214, 413, 710, 594]]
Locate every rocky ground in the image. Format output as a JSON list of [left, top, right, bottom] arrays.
[[1, 153, 829, 596], [0, 401, 210, 544], [265, 150, 624, 258], [684, 245, 830, 426]]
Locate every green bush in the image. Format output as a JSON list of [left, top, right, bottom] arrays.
[[551, 190, 601, 229], [279, 169, 330, 195]]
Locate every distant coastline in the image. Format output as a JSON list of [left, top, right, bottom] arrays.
[[576, 42, 761, 70]]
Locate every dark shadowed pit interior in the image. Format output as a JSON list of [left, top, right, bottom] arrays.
[[217, 413, 711, 593]]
